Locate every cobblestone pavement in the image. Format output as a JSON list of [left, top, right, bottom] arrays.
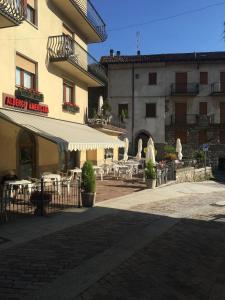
[[1, 181, 225, 300], [0, 211, 159, 299]]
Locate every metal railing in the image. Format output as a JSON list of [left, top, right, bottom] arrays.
[[156, 162, 176, 187], [211, 82, 225, 94], [0, 0, 26, 24], [0, 179, 81, 224], [168, 114, 215, 125], [48, 35, 107, 84], [72, 0, 107, 41], [171, 83, 199, 95], [88, 118, 126, 129]]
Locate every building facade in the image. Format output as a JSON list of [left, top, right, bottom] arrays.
[[0, 0, 124, 179], [101, 51, 225, 162]]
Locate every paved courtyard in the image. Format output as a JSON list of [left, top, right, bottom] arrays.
[[1, 181, 225, 299]]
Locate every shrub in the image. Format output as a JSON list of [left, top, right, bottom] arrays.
[[164, 145, 176, 153], [145, 159, 156, 179], [164, 153, 177, 161], [194, 150, 205, 162], [81, 161, 96, 193]]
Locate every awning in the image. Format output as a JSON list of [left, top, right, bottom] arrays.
[[0, 109, 125, 151]]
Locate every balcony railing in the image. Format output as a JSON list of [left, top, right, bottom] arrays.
[[74, 0, 107, 41], [48, 35, 107, 84], [167, 114, 215, 126], [88, 118, 126, 130], [171, 83, 199, 95], [211, 82, 225, 95], [0, 0, 26, 26]]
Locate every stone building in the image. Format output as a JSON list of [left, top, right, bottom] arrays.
[[101, 51, 225, 164]]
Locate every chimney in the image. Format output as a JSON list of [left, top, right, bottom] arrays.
[[137, 50, 141, 56], [116, 50, 121, 56], [110, 49, 114, 57]]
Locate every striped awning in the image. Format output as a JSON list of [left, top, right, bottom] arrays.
[[0, 109, 125, 151]]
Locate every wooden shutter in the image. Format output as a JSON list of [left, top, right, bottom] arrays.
[[199, 102, 207, 115], [175, 130, 187, 144], [220, 102, 225, 124], [146, 103, 156, 117], [175, 72, 187, 93], [149, 73, 157, 85], [200, 72, 208, 85], [175, 103, 187, 124], [220, 72, 225, 92], [199, 130, 207, 144], [220, 130, 225, 144]]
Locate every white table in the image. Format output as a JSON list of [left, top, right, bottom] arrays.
[[3, 180, 32, 198], [69, 168, 82, 179], [42, 174, 61, 194]]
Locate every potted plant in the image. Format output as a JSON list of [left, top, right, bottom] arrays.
[[145, 159, 157, 189], [81, 161, 96, 207], [30, 191, 52, 216]]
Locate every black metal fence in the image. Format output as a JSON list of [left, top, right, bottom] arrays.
[[156, 162, 176, 187], [0, 179, 81, 224]]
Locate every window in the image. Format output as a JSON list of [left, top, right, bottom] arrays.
[[26, 4, 35, 25], [175, 130, 187, 144], [148, 73, 157, 85], [16, 54, 36, 89], [63, 81, 74, 103], [200, 72, 208, 85], [146, 103, 156, 118], [16, 67, 35, 89], [199, 130, 207, 144], [118, 104, 128, 119], [199, 102, 207, 115], [104, 148, 114, 159]]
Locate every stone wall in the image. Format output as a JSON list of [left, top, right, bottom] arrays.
[[176, 167, 212, 183]]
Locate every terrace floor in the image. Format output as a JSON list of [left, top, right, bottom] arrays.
[[95, 176, 147, 203]]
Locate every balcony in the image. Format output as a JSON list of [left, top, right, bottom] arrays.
[[211, 82, 225, 95], [50, 0, 107, 43], [88, 118, 126, 134], [167, 114, 215, 126], [0, 0, 26, 28], [48, 35, 107, 87], [171, 83, 199, 96]]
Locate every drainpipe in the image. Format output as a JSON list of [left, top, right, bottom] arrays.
[[131, 63, 135, 155]]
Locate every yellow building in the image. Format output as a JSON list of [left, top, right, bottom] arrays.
[[0, 0, 124, 179]]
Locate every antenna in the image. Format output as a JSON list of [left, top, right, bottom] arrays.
[[136, 31, 140, 53]]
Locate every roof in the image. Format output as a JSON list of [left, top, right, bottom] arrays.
[[101, 51, 225, 65], [0, 109, 125, 151]]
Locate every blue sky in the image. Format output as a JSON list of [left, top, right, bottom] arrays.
[[90, 0, 225, 60]]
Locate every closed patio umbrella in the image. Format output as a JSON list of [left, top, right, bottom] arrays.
[[123, 138, 129, 161], [176, 138, 183, 160], [146, 144, 156, 165], [98, 95, 103, 116], [136, 139, 142, 161]]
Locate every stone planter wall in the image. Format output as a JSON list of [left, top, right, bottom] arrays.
[[176, 167, 212, 183]]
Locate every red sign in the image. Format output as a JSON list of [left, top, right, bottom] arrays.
[[3, 94, 49, 114]]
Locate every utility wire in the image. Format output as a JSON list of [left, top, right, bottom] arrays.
[[108, 1, 225, 31]]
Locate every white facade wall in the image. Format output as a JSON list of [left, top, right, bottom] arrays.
[[107, 60, 225, 148]]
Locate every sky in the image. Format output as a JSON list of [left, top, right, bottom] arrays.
[[89, 0, 225, 60]]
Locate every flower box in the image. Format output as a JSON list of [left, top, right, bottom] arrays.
[[15, 87, 44, 102], [62, 102, 80, 113]]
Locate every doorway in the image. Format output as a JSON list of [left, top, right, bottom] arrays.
[[18, 131, 36, 179]]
